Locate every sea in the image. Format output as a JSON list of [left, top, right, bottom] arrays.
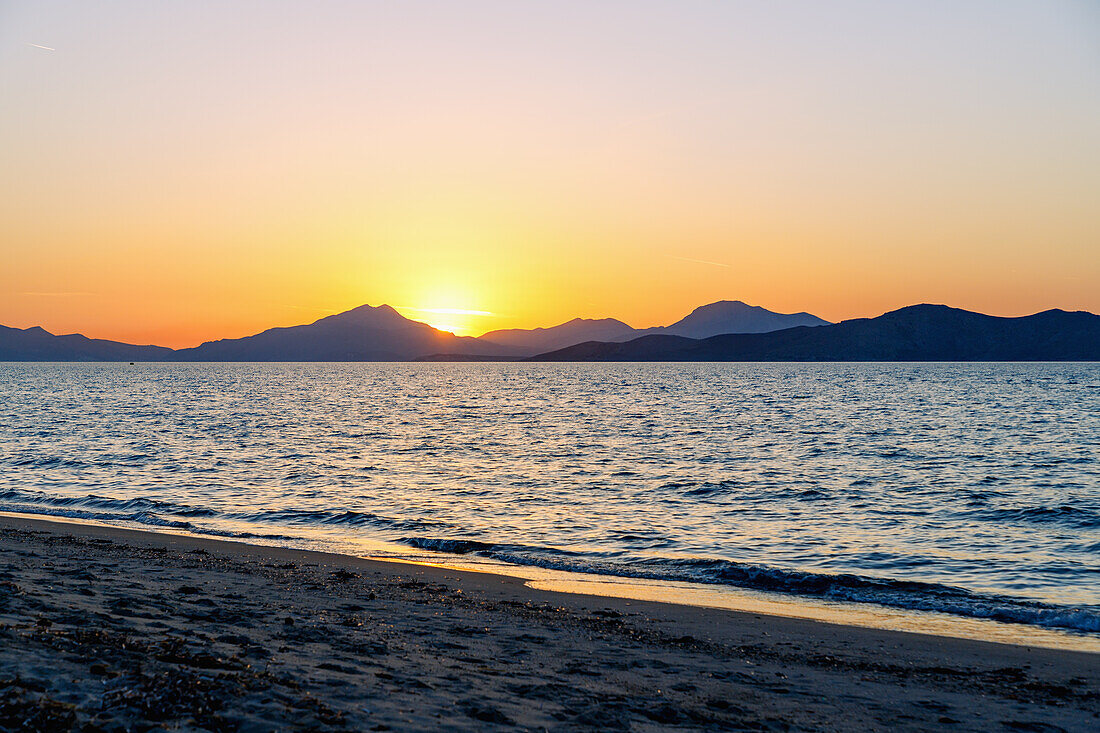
[[2, 362, 1098, 646]]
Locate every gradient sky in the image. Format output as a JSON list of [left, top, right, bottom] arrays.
[[2, 1, 1098, 346]]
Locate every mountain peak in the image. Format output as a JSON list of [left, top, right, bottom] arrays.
[[561, 317, 631, 327], [889, 303, 955, 313], [479, 317, 637, 354], [338, 303, 400, 317], [663, 300, 830, 339], [317, 303, 420, 330]]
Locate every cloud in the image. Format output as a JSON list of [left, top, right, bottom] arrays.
[[398, 307, 494, 316], [19, 291, 92, 297], [669, 255, 731, 268]]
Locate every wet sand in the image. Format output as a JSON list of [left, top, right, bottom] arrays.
[[1, 515, 1096, 732]]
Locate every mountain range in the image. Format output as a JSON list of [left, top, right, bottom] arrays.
[[531, 305, 1100, 362], [0, 300, 827, 361], [173, 305, 514, 361], [477, 301, 828, 354], [1, 301, 1097, 362], [0, 325, 175, 362]]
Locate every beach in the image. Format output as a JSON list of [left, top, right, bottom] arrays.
[[1, 515, 1096, 732]]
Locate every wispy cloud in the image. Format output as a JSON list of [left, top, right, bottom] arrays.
[[283, 304, 338, 314], [669, 255, 731, 268], [26, 43, 55, 51], [19, 291, 92, 297], [397, 307, 494, 316]]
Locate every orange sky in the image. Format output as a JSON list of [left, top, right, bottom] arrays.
[[2, 1, 1098, 347]]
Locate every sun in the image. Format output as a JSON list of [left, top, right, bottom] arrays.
[[394, 306, 494, 337], [388, 279, 497, 336]]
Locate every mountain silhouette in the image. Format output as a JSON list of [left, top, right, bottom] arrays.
[[3, 303, 1096, 362], [471, 301, 829, 357], [479, 318, 638, 355], [0, 324, 173, 361], [529, 305, 1100, 361], [0, 300, 829, 361], [656, 300, 829, 339], [175, 304, 515, 361]]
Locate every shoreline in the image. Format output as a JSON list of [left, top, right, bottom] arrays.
[[2, 513, 1097, 731], [4, 508, 1097, 655]]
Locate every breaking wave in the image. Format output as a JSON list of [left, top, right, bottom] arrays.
[[397, 536, 1100, 634]]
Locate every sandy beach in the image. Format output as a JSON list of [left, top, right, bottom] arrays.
[[1, 515, 1096, 732]]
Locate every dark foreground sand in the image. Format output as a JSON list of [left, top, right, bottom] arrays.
[[0, 516, 1096, 732]]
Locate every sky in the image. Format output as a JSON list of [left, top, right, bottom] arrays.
[[2, 0, 1098, 347]]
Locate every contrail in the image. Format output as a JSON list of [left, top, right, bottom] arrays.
[[26, 43, 55, 51], [670, 255, 731, 268]]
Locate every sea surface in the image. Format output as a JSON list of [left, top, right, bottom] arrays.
[[2, 362, 1098, 638]]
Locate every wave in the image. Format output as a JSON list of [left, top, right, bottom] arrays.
[[965, 504, 1100, 530], [658, 481, 829, 502], [400, 537, 499, 554], [8, 455, 89, 468], [396, 536, 1100, 634], [6, 453, 156, 468], [0, 489, 211, 517], [0, 488, 446, 538], [3, 488, 1098, 634], [235, 508, 450, 533], [0, 502, 295, 541]]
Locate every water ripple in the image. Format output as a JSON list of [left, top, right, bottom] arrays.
[[1, 362, 1098, 633]]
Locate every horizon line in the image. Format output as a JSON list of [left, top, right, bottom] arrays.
[[3, 301, 1095, 351]]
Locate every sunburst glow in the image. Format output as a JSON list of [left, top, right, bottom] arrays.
[[394, 305, 495, 337]]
